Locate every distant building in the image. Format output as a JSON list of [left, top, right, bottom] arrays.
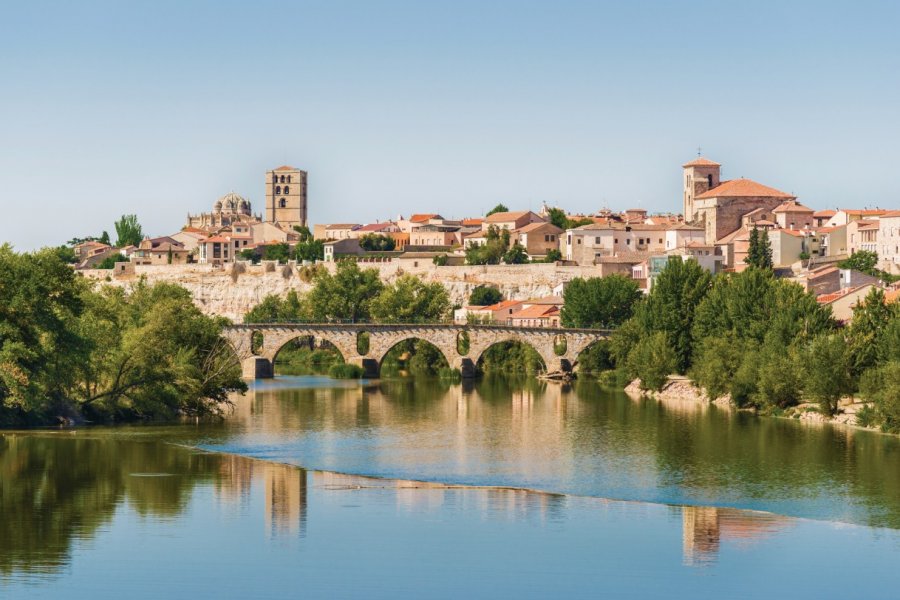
[[186, 192, 257, 229], [265, 165, 308, 229]]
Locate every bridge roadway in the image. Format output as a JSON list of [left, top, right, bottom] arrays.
[[223, 322, 613, 379]]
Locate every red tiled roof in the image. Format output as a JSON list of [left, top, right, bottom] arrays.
[[273, 165, 296, 171], [484, 300, 524, 311], [462, 218, 484, 226], [410, 213, 441, 223], [696, 178, 794, 200], [356, 222, 397, 232], [484, 210, 541, 223], [683, 157, 721, 168], [203, 236, 229, 243], [843, 209, 887, 216], [516, 222, 563, 234], [813, 210, 836, 218], [817, 286, 866, 304], [773, 200, 814, 213], [881, 210, 900, 218]]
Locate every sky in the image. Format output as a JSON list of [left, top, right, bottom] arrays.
[[1, 0, 898, 250]]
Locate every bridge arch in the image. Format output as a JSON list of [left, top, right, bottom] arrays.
[[374, 336, 453, 377], [470, 336, 550, 375], [271, 334, 348, 374]]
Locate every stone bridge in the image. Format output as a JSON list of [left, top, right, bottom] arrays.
[[222, 323, 612, 379]]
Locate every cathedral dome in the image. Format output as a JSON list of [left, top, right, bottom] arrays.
[[217, 192, 247, 214]]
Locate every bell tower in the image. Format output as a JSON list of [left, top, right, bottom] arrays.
[[265, 166, 308, 228], [682, 156, 721, 224]]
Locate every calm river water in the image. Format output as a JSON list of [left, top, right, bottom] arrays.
[[3, 375, 900, 598]]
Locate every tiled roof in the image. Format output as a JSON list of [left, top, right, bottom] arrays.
[[696, 178, 794, 199], [817, 286, 868, 304], [516, 222, 563, 234], [356, 222, 397, 232], [273, 165, 297, 171], [881, 210, 900, 218], [813, 210, 836, 218], [842, 209, 887, 216], [683, 157, 721, 168], [523, 295, 564, 306], [858, 222, 880, 231], [409, 213, 441, 223], [808, 266, 838, 278], [462, 218, 484, 226], [484, 300, 524, 311], [325, 223, 360, 230], [203, 236, 229, 243], [484, 210, 540, 223], [773, 200, 814, 213], [716, 227, 751, 244]]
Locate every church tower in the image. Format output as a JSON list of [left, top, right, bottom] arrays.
[[265, 166, 308, 228], [682, 157, 721, 223]]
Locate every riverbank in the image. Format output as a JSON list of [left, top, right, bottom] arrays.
[[623, 376, 878, 432]]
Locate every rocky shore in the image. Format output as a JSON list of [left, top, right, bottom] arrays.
[[623, 376, 876, 431]]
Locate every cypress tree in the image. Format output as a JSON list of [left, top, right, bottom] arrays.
[[760, 228, 773, 269], [745, 226, 760, 268]]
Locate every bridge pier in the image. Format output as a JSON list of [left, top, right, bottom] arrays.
[[242, 357, 273, 379], [545, 357, 574, 375], [350, 357, 380, 378], [454, 357, 477, 379]]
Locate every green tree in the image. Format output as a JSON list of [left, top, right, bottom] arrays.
[[690, 335, 745, 401], [469, 285, 503, 306], [799, 333, 853, 416], [839, 250, 879, 274], [96, 255, 119, 269], [846, 287, 893, 377], [369, 275, 450, 323], [359, 234, 396, 252], [238, 248, 258, 263], [626, 332, 676, 392], [860, 362, 900, 432], [465, 226, 509, 265], [114, 214, 143, 248], [503, 242, 529, 264], [544, 249, 562, 262], [759, 229, 773, 269], [293, 225, 313, 241], [244, 291, 306, 323], [547, 207, 568, 230], [752, 337, 802, 410], [486, 203, 509, 217], [745, 227, 760, 267], [263, 243, 291, 263], [636, 257, 712, 373], [53, 245, 78, 264], [99, 231, 111, 246], [432, 254, 448, 266], [305, 261, 383, 322], [560, 275, 642, 329], [294, 238, 324, 262]]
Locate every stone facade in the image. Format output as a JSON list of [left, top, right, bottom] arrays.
[[694, 195, 788, 245], [265, 166, 307, 228], [223, 323, 611, 379]]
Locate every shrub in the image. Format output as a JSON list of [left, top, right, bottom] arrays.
[[438, 367, 462, 382], [855, 404, 877, 428], [626, 332, 676, 392], [328, 363, 365, 379]]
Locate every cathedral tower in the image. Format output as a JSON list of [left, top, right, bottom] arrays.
[[265, 166, 308, 228], [682, 157, 721, 223]]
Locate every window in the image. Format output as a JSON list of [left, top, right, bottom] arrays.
[[595, 236, 602, 244], [279, 198, 286, 208], [626, 239, 631, 246], [287, 175, 291, 183], [280, 175, 285, 183], [283, 186, 290, 194], [275, 186, 281, 194], [707, 174, 713, 187], [658, 238, 663, 244]]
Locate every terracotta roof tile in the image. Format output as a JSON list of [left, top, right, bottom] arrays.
[[509, 305, 560, 319], [683, 157, 721, 168], [813, 210, 836, 218], [696, 178, 794, 200], [773, 200, 814, 213], [410, 213, 441, 223]]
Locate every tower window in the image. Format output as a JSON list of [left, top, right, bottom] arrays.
[[283, 186, 289, 194], [287, 175, 291, 183], [279, 198, 286, 208], [280, 175, 285, 183], [275, 186, 281, 194], [707, 174, 713, 187]]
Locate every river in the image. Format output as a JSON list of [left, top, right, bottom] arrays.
[[3, 375, 900, 598]]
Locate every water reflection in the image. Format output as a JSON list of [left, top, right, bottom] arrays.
[[1, 431, 811, 584], [194, 375, 900, 529]]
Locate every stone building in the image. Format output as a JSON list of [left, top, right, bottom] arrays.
[[265, 165, 308, 229], [186, 192, 258, 229], [682, 157, 796, 244]]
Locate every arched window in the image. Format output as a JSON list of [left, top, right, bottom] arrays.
[[707, 174, 713, 187], [283, 186, 289, 194], [275, 186, 281, 194], [280, 175, 285, 183], [279, 198, 286, 208]]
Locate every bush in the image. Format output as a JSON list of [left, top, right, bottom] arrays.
[[438, 367, 462, 382], [626, 332, 676, 392], [328, 363, 365, 379], [860, 361, 900, 433], [469, 285, 503, 306], [597, 367, 630, 388], [577, 341, 613, 374], [855, 404, 877, 428]]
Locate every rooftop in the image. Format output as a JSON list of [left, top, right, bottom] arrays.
[[683, 156, 721, 168], [516, 222, 563, 234], [484, 210, 541, 223], [773, 200, 814, 214], [696, 178, 794, 200]]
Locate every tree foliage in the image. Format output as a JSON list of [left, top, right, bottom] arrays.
[[114, 214, 143, 248], [263, 243, 291, 264], [626, 332, 676, 392], [469, 285, 503, 306], [369, 275, 450, 323], [503, 242, 529, 264], [745, 226, 773, 270], [359, 234, 396, 252], [839, 250, 879, 274], [305, 261, 384, 322], [560, 275, 642, 329], [465, 226, 510, 265], [0, 246, 245, 425], [485, 203, 509, 217]]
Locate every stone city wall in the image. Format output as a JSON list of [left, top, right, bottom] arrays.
[[79, 261, 604, 321]]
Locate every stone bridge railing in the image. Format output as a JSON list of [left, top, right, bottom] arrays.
[[222, 323, 612, 379]]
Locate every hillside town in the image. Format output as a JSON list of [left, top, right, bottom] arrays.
[[71, 156, 900, 323]]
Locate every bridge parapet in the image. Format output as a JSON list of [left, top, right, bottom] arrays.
[[222, 323, 611, 380]]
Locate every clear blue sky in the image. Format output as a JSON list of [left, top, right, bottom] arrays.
[[2, 0, 898, 250]]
